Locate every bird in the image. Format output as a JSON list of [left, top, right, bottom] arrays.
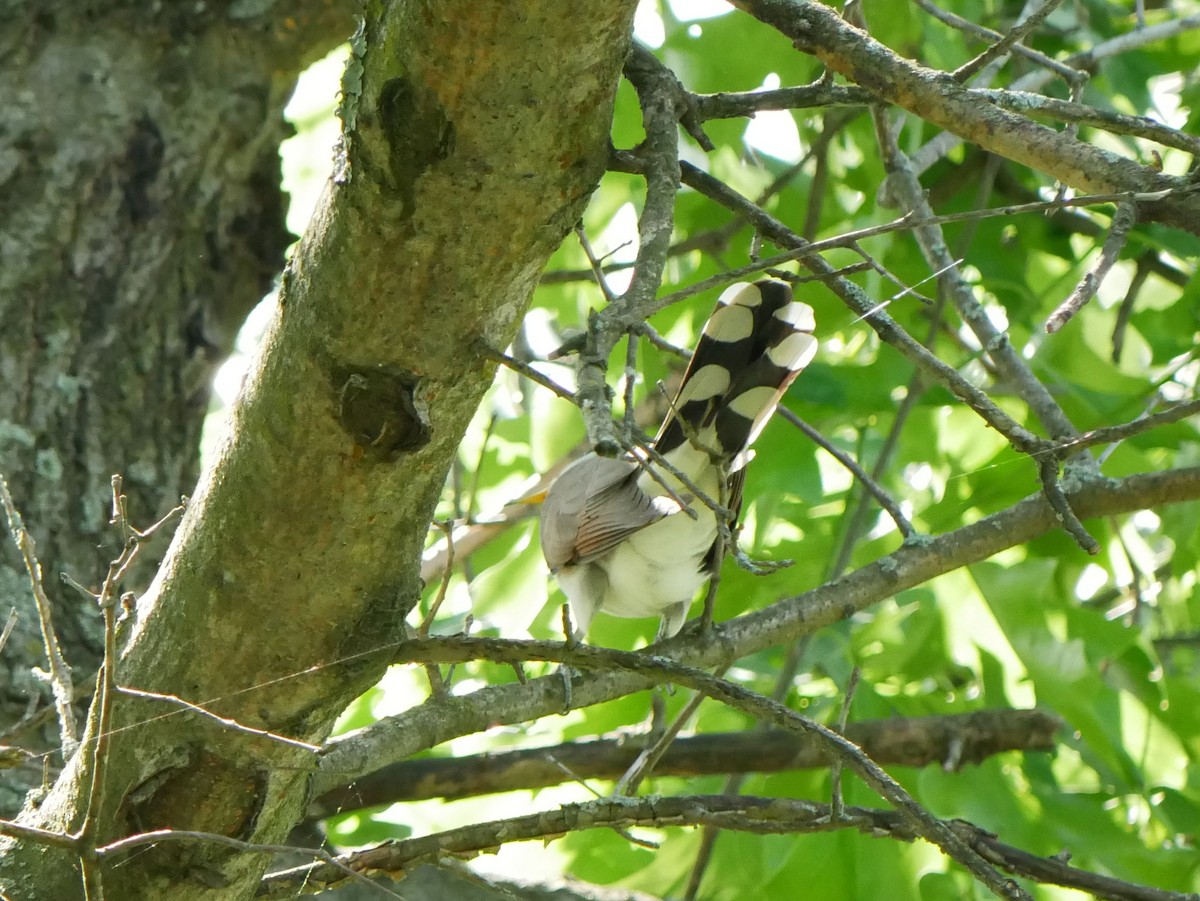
[[537, 279, 817, 640]]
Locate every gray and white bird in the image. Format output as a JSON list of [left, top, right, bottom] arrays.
[[538, 279, 817, 640]]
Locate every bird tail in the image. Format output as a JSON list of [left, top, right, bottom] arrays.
[[655, 279, 817, 468]]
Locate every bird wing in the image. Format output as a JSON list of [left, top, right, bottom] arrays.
[[539, 454, 681, 570]]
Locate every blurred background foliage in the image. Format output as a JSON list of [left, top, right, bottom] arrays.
[[234, 0, 1200, 896]]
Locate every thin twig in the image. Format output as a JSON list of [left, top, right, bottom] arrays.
[[828, 666, 861, 822], [476, 342, 577, 403], [0, 817, 79, 848], [0, 607, 17, 657], [574, 225, 619, 305], [266, 790, 1200, 901], [915, 0, 1084, 84], [96, 829, 405, 899], [419, 519, 455, 693], [634, 189, 1169, 320], [906, 12, 1200, 177], [74, 479, 187, 899], [1045, 200, 1139, 333], [685, 635, 807, 901], [115, 686, 322, 754], [1036, 457, 1100, 553], [420, 520, 456, 637], [867, 101, 1100, 553], [978, 90, 1200, 157], [868, 104, 1083, 444], [1111, 254, 1154, 364], [1052, 398, 1200, 459], [827, 227, 958, 580], [572, 43, 686, 456], [463, 412, 497, 525], [623, 331, 639, 444], [667, 159, 1051, 460], [953, 0, 1067, 83], [614, 684, 711, 796], [0, 474, 79, 758], [776, 409, 915, 538], [693, 82, 872, 119]]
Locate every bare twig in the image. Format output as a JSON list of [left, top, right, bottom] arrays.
[[1047, 398, 1200, 459], [115, 686, 322, 754], [867, 101, 1100, 553], [317, 467, 1200, 804], [614, 684, 710, 796], [828, 666, 863, 824], [573, 43, 686, 456], [667, 159, 1052, 460], [420, 520, 456, 636], [693, 82, 872, 119], [419, 519, 456, 693], [96, 829, 405, 899], [476, 342, 577, 403], [1046, 200, 1139, 333], [0, 607, 17, 657], [1035, 457, 1099, 553], [915, 0, 1084, 84], [574, 225, 620, 305], [419, 509, 538, 585], [74, 477, 186, 899], [1111, 254, 1154, 363], [978, 90, 1200, 157], [0, 818, 79, 849], [953, 0, 1068, 82], [269, 791, 1187, 901], [907, 12, 1200, 177], [777, 409, 916, 539], [869, 107, 1083, 443], [827, 224, 962, 580], [622, 330, 639, 444], [0, 474, 79, 758], [309, 708, 1060, 815]]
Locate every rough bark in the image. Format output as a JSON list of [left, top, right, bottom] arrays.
[[0, 2, 637, 899], [0, 2, 352, 810]]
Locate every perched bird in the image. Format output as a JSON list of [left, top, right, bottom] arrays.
[[538, 279, 817, 639]]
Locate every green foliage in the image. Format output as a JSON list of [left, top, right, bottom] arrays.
[[286, 1, 1200, 897]]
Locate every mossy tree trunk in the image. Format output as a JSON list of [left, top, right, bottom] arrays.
[[0, 2, 637, 898]]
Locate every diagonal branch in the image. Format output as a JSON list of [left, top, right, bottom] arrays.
[[951, 0, 1067, 83], [1045, 200, 1139, 333], [914, 0, 1084, 84], [664, 158, 1052, 458], [317, 465, 1200, 794], [730, 0, 1200, 235], [575, 43, 686, 455]]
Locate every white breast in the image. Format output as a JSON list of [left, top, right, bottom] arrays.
[[556, 443, 720, 635]]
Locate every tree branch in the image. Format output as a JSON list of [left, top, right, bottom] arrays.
[[731, 0, 1200, 234], [318, 465, 1200, 792], [310, 708, 1060, 816]]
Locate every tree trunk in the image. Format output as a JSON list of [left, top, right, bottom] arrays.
[[0, 2, 352, 812], [0, 1, 637, 898]]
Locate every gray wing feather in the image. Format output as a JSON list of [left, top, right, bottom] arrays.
[[540, 454, 679, 570]]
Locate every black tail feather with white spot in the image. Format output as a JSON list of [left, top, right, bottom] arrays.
[[655, 279, 817, 463]]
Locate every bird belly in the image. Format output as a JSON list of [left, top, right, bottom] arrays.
[[597, 509, 716, 619]]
